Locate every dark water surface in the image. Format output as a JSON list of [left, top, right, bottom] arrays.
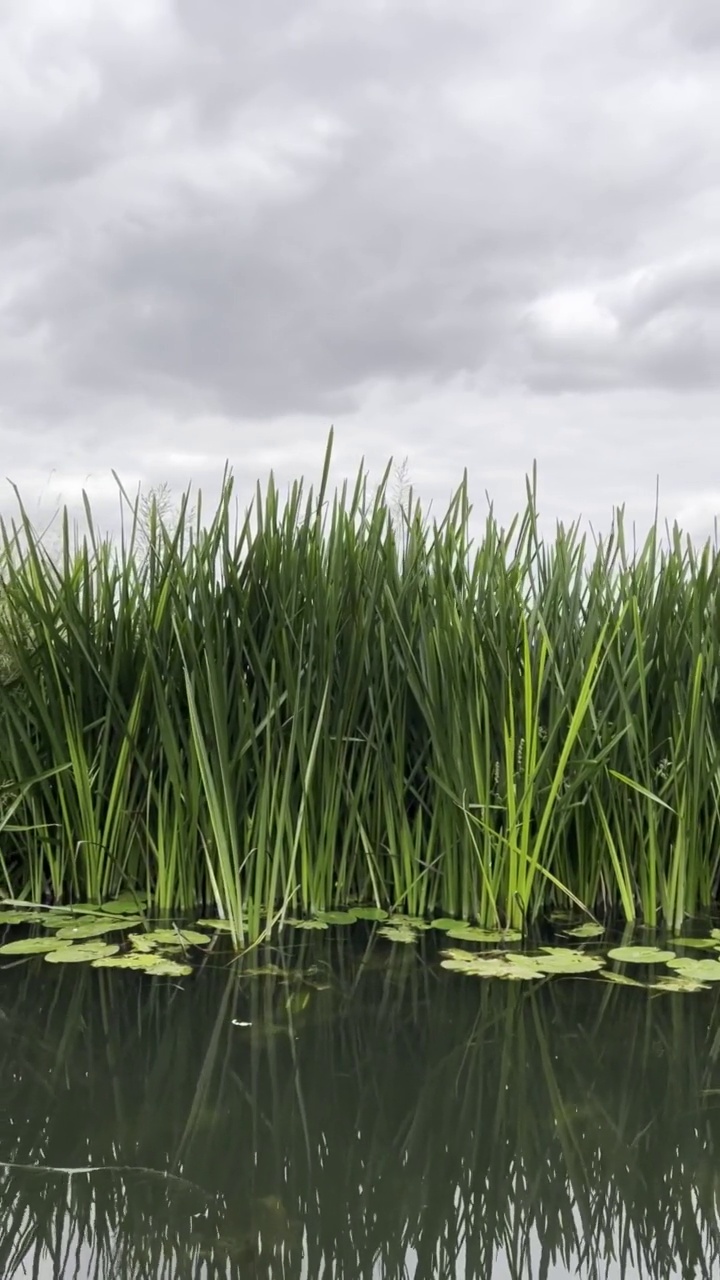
[[1, 929, 719, 1279]]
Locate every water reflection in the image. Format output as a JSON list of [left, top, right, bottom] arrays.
[[0, 931, 719, 1278]]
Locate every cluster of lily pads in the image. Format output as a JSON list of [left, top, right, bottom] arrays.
[[2, 898, 720, 991], [0, 897, 232, 977], [286, 907, 720, 993]]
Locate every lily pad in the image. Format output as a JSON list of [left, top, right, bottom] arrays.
[[0, 910, 49, 925], [671, 937, 720, 950], [45, 943, 120, 964], [377, 925, 417, 944], [562, 923, 605, 939], [599, 969, 646, 988], [127, 929, 210, 950], [313, 910, 358, 925], [607, 946, 677, 964], [440, 951, 540, 980], [285, 919, 328, 930], [0, 936, 69, 956], [55, 918, 143, 941], [195, 918, 236, 933], [665, 957, 720, 982], [445, 925, 522, 944], [350, 907, 389, 921], [386, 914, 431, 930], [533, 951, 604, 975], [651, 975, 709, 993], [91, 953, 192, 977]]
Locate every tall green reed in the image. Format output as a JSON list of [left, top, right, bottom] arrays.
[[0, 431, 719, 939]]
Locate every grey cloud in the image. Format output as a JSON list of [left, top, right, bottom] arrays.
[[0, 0, 720, 532]]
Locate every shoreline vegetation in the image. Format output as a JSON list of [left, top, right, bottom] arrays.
[[0, 430, 719, 945]]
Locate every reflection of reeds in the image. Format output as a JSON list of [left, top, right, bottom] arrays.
[[1, 436, 720, 938], [0, 938, 719, 1278]]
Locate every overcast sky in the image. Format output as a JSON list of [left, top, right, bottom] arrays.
[[2, 0, 720, 546]]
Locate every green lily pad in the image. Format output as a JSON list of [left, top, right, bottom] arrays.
[[665, 957, 720, 982], [563, 923, 605, 939], [127, 929, 209, 951], [313, 910, 358, 925], [195, 918, 236, 933], [55, 918, 143, 941], [91, 953, 192, 977], [0, 935, 69, 955], [671, 937, 720, 950], [0, 910, 49, 925], [440, 950, 540, 980], [607, 946, 677, 964], [651, 975, 709, 993], [386, 915, 431, 930], [599, 969, 646, 988], [350, 907, 389, 921], [533, 952, 604, 975], [445, 925, 522, 944], [377, 925, 417, 944], [45, 943, 120, 964], [92, 898, 148, 915], [430, 917, 465, 930], [285, 919, 329, 930]]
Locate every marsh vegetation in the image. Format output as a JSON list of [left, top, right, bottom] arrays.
[[0, 432, 719, 943]]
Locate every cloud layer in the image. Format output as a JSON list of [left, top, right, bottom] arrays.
[[1, 0, 720, 538]]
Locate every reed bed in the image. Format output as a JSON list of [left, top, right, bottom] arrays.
[[0, 430, 719, 940]]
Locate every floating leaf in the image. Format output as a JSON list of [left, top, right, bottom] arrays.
[[599, 969, 646, 988], [0, 936, 69, 955], [195, 918, 236, 933], [533, 952, 603, 975], [377, 925, 417, 944], [285, 919, 328, 931], [132, 929, 210, 947], [92, 898, 148, 916], [670, 937, 720, 950], [55, 918, 142, 941], [440, 950, 540, 980], [607, 946, 676, 964], [430, 917, 465, 930], [445, 925, 522, 944], [350, 907, 389, 922], [665, 957, 720, 982], [563, 923, 605, 939], [313, 910, 358, 925], [651, 975, 709, 993], [386, 915, 431, 930], [91, 953, 192, 977], [0, 910, 48, 925], [45, 943, 120, 964]]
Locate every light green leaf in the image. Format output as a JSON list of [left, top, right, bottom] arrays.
[[650, 975, 709, 993], [350, 907, 389, 921], [665, 957, 720, 982], [607, 946, 676, 964], [445, 925, 522, 944], [313, 910, 358, 925], [45, 943, 120, 964], [378, 925, 417, 944], [563, 923, 605, 939], [195, 918, 236, 932], [55, 918, 142, 940], [0, 936, 69, 955], [599, 969, 646, 988]]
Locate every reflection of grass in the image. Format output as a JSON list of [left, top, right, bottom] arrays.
[[0, 433, 720, 939], [0, 938, 719, 1278]]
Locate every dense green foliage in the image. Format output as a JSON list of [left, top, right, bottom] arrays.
[[0, 431, 719, 941]]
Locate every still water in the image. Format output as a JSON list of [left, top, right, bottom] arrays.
[[1, 928, 719, 1279]]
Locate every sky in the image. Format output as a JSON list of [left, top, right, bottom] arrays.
[[2, 0, 720, 547]]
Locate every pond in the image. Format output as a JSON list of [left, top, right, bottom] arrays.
[[1, 925, 719, 1279]]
